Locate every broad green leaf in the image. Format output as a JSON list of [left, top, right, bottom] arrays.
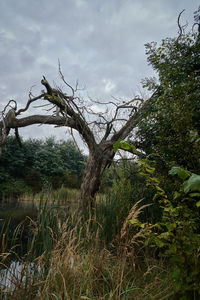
[[120, 141, 130, 150], [183, 174, 200, 194], [189, 130, 199, 143], [159, 232, 170, 239], [129, 218, 140, 225], [114, 140, 136, 153], [155, 238, 165, 248], [113, 140, 122, 152], [189, 192, 200, 198], [146, 167, 155, 174], [169, 166, 191, 180], [196, 201, 200, 207], [173, 191, 180, 200]]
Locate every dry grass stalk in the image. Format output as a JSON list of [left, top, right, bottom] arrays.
[[120, 199, 151, 240]]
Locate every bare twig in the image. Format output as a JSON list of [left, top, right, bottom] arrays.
[[58, 59, 75, 97], [16, 94, 45, 116], [177, 9, 188, 39]]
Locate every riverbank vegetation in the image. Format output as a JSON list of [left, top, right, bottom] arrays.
[[0, 192, 172, 300], [1, 9, 200, 299]]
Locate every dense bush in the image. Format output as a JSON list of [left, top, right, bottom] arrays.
[[0, 136, 86, 198]]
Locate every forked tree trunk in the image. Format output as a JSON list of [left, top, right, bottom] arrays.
[[0, 78, 147, 211], [80, 145, 115, 209]]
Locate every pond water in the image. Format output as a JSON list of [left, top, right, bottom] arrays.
[[0, 199, 38, 247], [0, 197, 75, 293], [0, 199, 38, 223], [0, 198, 71, 293], [0, 197, 69, 251], [0, 199, 40, 294], [0, 261, 41, 293]]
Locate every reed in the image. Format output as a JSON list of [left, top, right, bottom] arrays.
[[0, 194, 172, 299], [19, 186, 80, 204]]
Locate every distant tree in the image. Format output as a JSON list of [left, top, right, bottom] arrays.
[[0, 136, 85, 195]]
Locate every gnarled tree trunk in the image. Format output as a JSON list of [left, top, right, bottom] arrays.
[[80, 144, 115, 208], [0, 76, 147, 212]]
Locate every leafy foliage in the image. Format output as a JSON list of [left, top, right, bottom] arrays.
[[114, 137, 200, 297], [139, 162, 200, 298], [0, 136, 86, 197], [125, 26, 200, 298], [137, 30, 200, 173]]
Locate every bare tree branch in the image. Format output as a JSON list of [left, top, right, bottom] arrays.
[[177, 9, 188, 39], [16, 94, 45, 116], [0, 75, 150, 209]]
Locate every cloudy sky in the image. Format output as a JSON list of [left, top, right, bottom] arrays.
[[0, 0, 199, 148]]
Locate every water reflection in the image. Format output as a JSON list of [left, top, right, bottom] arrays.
[[0, 198, 72, 295], [0, 261, 41, 293], [0, 200, 40, 295], [0, 200, 38, 223]]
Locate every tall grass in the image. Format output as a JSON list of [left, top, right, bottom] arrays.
[[20, 186, 80, 204], [0, 192, 173, 299], [0, 218, 27, 263]]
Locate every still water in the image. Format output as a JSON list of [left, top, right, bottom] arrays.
[[0, 199, 38, 224], [0, 199, 38, 250], [0, 199, 43, 294], [0, 200, 38, 291], [0, 197, 73, 296]]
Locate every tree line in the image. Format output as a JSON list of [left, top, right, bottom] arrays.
[[0, 136, 86, 198]]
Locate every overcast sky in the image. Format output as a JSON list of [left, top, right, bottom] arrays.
[[0, 0, 199, 149]]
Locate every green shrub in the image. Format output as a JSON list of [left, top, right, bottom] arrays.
[[134, 161, 200, 298], [0, 179, 32, 199]]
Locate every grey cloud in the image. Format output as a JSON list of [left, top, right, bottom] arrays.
[[0, 0, 199, 143]]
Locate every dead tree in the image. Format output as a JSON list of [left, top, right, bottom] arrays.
[[0, 69, 148, 209]]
